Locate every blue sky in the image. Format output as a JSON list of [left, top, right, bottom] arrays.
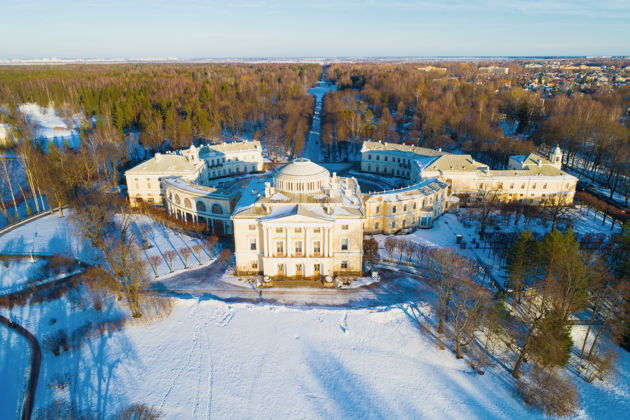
[[1, 0, 628, 58]]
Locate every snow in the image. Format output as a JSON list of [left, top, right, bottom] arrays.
[[0, 323, 30, 419], [1, 204, 629, 418], [269, 192, 289, 201], [18, 103, 81, 148], [2, 293, 628, 419], [0, 258, 47, 290], [303, 76, 336, 163], [0, 212, 94, 261], [0, 211, 216, 279]]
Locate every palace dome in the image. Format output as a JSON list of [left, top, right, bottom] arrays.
[[274, 158, 330, 193]]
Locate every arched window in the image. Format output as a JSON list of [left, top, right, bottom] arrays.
[[211, 204, 223, 214], [196, 201, 206, 212], [175, 194, 181, 205], [184, 198, 192, 209]]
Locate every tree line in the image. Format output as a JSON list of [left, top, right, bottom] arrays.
[[0, 63, 320, 159]]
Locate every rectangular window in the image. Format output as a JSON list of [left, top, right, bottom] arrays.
[[341, 238, 349, 251], [341, 224, 349, 230], [249, 224, 256, 230], [276, 241, 284, 255], [276, 227, 283, 233], [392, 221, 396, 228], [392, 206, 397, 214], [314, 228, 321, 233], [295, 227, 302, 233], [314, 263, 321, 273], [250, 239, 257, 251], [413, 202, 417, 209], [341, 261, 348, 269], [313, 241, 321, 254], [375, 206, 380, 214], [251, 261, 258, 269], [375, 222, 379, 230], [403, 204, 407, 211], [295, 241, 303, 255]]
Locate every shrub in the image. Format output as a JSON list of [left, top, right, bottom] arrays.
[[114, 403, 162, 420], [518, 366, 579, 417]]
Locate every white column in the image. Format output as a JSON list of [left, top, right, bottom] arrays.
[[305, 228, 310, 256], [264, 227, 269, 257], [285, 227, 289, 257], [328, 228, 333, 257]]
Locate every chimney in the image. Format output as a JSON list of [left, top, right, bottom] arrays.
[[155, 153, 162, 162], [538, 159, 542, 167]]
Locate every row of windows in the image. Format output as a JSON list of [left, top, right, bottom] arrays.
[[169, 193, 224, 214], [366, 154, 410, 164], [254, 226, 344, 233], [276, 180, 325, 191], [365, 164, 410, 178], [209, 165, 256, 177], [268, 262, 345, 273], [371, 200, 435, 215], [249, 238, 349, 254], [248, 261, 350, 273], [480, 182, 549, 190], [371, 215, 432, 230], [207, 155, 258, 166]]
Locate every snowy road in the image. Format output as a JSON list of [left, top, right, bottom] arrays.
[[304, 67, 336, 162], [150, 262, 429, 308]]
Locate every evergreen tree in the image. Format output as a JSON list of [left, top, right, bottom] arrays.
[[506, 230, 537, 304]]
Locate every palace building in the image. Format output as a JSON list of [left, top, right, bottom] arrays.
[[125, 139, 576, 279], [125, 140, 264, 206], [232, 158, 364, 277], [361, 141, 577, 205]]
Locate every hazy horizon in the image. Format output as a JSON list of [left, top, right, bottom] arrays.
[[1, 0, 629, 58]]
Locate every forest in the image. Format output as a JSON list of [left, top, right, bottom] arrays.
[[0, 63, 320, 158]]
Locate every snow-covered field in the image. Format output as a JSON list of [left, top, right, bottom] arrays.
[[0, 258, 47, 290], [1, 294, 628, 419], [1, 205, 628, 419], [0, 211, 213, 278]]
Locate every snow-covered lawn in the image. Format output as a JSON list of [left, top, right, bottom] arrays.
[[1, 294, 629, 419], [0, 211, 215, 280], [377, 207, 622, 289], [0, 323, 31, 419], [0, 258, 47, 290]]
